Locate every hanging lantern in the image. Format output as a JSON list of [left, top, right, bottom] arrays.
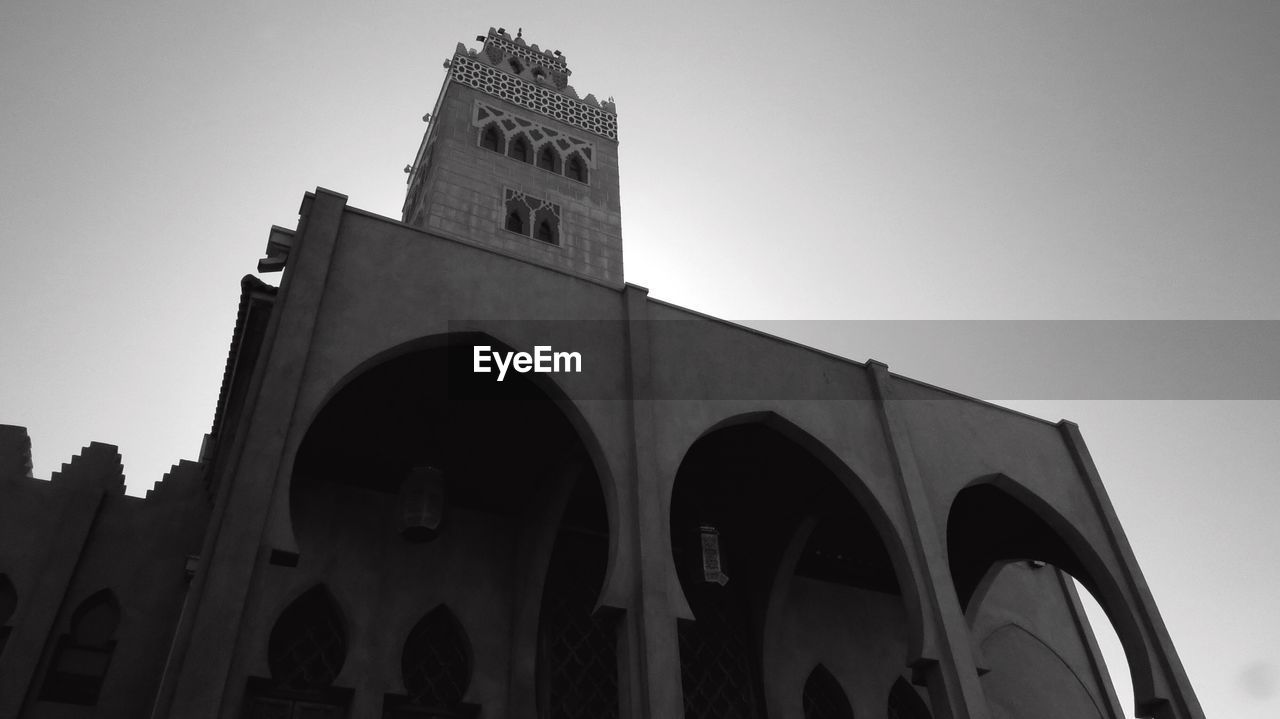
[[398, 465, 446, 542], [699, 525, 729, 586]]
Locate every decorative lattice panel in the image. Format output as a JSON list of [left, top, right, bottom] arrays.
[[803, 665, 855, 719], [678, 594, 761, 719], [401, 605, 471, 708], [474, 102, 595, 168], [267, 586, 347, 692], [540, 535, 618, 719], [451, 55, 617, 140]]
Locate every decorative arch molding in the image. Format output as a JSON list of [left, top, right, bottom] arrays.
[[945, 473, 1160, 715], [666, 410, 926, 658], [274, 331, 626, 614]]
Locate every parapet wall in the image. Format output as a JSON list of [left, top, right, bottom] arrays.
[[0, 425, 211, 718]]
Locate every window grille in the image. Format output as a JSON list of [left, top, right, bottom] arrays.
[[677, 589, 761, 719], [244, 586, 350, 718], [539, 531, 618, 719], [401, 606, 471, 709], [267, 586, 347, 692]]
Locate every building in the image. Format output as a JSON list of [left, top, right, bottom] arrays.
[[0, 27, 1203, 719]]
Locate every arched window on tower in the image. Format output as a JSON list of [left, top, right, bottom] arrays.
[[243, 585, 351, 717], [535, 220, 555, 244], [536, 144, 560, 173], [0, 574, 17, 655], [506, 210, 526, 235], [480, 124, 502, 153], [565, 153, 588, 184], [888, 677, 933, 719], [508, 134, 531, 163], [40, 589, 119, 705], [802, 665, 855, 719]]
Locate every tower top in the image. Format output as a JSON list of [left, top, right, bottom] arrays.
[[448, 27, 617, 140]]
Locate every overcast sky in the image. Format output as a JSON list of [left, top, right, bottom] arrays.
[[1, 2, 1277, 717]]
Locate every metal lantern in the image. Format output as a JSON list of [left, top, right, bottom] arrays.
[[398, 465, 446, 542], [699, 525, 729, 586]]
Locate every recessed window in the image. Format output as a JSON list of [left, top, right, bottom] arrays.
[[509, 58, 523, 75], [536, 219, 556, 244], [243, 585, 351, 717], [40, 589, 120, 706], [537, 145, 560, 173], [505, 189, 561, 246], [505, 210, 525, 234], [508, 135, 531, 163], [480, 124, 502, 152], [565, 153, 588, 184]]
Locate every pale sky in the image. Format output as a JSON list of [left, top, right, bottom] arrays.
[[1, 1, 1278, 717]]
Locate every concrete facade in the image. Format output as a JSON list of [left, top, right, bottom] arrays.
[[0, 27, 1202, 719]]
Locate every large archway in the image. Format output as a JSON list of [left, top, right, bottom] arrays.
[[281, 334, 618, 717], [669, 416, 926, 719]]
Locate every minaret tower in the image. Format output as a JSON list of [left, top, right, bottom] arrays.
[[403, 28, 623, 285]]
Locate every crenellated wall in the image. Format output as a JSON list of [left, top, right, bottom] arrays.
[[0, 427, 209, 718]]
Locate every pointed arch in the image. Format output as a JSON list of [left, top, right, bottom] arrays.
[[802, 664, 854, 719], [399, 605, 474, 712], [533, 205, 559, 245], [288, 330, 624, 612], [479, 123, 502, 153], [40, 588, 120, 705], [505, 209, 526, 235], [536, 143, 561, 173], [565, 152, 588, 183], [508, 133, 532, 163], [888, 676, 933, 719], [267, 584, 347, 692], [946, 475, 1157, 715]]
